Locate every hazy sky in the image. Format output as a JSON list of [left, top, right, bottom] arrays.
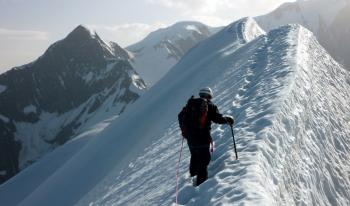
[[0, 0, 295, 73]]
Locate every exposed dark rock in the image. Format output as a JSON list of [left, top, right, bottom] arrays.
[[0, 25, 146, 184]]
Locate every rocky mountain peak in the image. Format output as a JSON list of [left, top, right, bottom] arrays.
[[66, 25, 94, 41], [0, 25, 146, 184]]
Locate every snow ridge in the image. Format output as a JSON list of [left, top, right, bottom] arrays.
[[261, 25, 350, 205], [75, 23, 350, 205], [226, 17, 265, 43]]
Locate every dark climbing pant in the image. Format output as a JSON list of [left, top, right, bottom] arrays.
[[189, 146, 211, 186]]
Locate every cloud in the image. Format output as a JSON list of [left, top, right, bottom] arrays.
[[147, 0, 296, 26], [0, 28, 48, 40], [88, 22, 167, 47]]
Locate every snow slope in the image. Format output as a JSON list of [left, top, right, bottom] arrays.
[[1, 17, 350, 206], [126, 21, 217, 86]]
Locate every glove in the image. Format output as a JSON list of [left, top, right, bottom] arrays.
[[224, 115, 234, 125]]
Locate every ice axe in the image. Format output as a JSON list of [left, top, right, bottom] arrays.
[[230, 125, 238, 160]]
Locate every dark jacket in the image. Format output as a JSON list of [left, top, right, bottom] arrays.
[[203, 100, 228, 130], [180, 98, 227, 147]]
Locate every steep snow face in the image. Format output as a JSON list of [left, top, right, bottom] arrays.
[[255, 0, 350, 70], [126, 21, 218, 86], [0, 25, 146, 183], [1, 19, 350, 206], [260, 25, 350, 206]]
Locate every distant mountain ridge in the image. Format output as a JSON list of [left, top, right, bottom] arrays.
[[126, 21, 219, 86], [0, 25, 146, 183], [255, 0, 350, 69]]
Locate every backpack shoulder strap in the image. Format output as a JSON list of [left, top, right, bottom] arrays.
[[199, 98, 208, 129]]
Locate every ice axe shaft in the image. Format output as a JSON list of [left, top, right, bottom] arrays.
[[230, 125, 238, 160]]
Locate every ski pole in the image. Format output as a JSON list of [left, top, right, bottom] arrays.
[[230, 125, 238, 160], [176, 138, 184, 205]]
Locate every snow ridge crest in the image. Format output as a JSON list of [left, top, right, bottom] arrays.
[[239, 23, 350, 205], [225, 17, 265, 43]]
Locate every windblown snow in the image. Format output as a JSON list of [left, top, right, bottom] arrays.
[[1, 18, 350, 206]]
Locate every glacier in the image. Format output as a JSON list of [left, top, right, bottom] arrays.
[[1, 17, 350, 206]]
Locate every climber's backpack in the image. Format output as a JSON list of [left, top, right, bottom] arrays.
[[178, 96, 208, 138]]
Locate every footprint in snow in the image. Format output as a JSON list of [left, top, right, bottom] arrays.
[[178, 184, 197, 205]]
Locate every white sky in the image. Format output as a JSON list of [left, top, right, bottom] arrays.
[[0, 0, 296, 73]]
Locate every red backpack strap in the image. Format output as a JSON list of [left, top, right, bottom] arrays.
[[200, 110, 207, 129], [200, 99, 208, 129]]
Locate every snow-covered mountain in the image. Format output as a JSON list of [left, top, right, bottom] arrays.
[[126, 21, 218, 86], [255, 0, 350, 70], [1, 17, 350, 206], [0, 25, 146, 184]]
